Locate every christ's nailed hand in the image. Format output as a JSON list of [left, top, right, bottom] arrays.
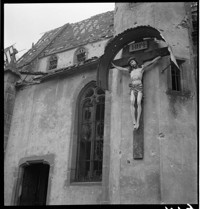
[[111, 62, 116, 68]]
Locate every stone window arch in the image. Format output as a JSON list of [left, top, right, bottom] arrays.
[[74, 47, 87, 64], [71, 81, 105, 182], [48, 55, 58, 70]]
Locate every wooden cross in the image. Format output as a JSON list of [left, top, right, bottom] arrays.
[[112, 47, 170, 68], [133, 103, 144, 159], [111, 47, 169, 159]]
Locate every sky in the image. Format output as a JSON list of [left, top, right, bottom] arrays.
[[4, 3, 115, 59]]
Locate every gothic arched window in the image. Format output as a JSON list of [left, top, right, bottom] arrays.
[[75, 82, 105, 182], [48, 55, 58, 70]]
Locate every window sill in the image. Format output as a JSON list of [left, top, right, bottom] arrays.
[[70, 182, 102, 186], [166, 89, 191, 98], [48, 68, 57, 71]]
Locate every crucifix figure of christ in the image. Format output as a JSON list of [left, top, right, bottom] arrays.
[[112, 55, 161, 130]]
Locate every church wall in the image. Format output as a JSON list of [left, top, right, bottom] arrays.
[[4, 68, 103, 205], [108, 40, 163, 203], [4, 3, 197, 205], [107, 62, 162, 204], [158, 57, 197, 203], [4, 71, 20, 153], [114, 3, 190, 59], [119, 62, 161, 204], [37, 39, 110, 72], [107, 68, 123, 203], [110, 2, 197, 204]]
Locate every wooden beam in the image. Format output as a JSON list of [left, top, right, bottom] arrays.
[[133, 104, 144, 159], [111, 47, 170, 67]]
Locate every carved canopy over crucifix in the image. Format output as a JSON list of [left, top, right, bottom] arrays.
[[97, 25, 171, 91]]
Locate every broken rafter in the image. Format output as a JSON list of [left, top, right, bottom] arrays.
[[19, 71, 48, 75], [17, 23, 70, 69], [15, 80, 41, 88]]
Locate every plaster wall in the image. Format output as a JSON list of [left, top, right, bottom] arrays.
[[111, 2, 197, 204], [158, 57, 197, 203], [108, 69, 122, 204], [4, 72, 20, 152], [38, 39, 110, 72], [109, 54, 162, 204], [4, 2, 197, 205], [120, 62, 162, 204], [114, 3, 190, 58], [4, 68, 102, 205]]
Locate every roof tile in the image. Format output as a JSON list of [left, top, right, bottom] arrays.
[[17, 11, 114, 69]]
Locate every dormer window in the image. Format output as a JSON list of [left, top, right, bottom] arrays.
[[74, 47, 87, 64], [48, 55, 58, 70]]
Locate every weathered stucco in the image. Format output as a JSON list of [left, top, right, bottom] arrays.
[[158, 58, 197, 204], [4, 69, 102, 205], [4, 71, 21, 152], [4, 2, 197, 205], [38, 39, 110, 72], [115, 3, 191, 58], [109, 2, 197, 204], [108, 48, 163, 204]]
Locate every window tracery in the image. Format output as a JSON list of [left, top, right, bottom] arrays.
[[75, 82, 105, 182]]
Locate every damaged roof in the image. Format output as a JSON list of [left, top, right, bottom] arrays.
[[17, 24, 68, 68], [17, 10, 114, 69]]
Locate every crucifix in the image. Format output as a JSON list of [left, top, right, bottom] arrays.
[[111, 47, 170, 159], [96, 26, 176, 160], [112, 56, 161, 130]]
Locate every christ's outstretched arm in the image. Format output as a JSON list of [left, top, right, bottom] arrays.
[[142, 56, 161, 69], [111, 62, 129, 72]]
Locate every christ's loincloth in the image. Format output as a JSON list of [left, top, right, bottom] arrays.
[[129, 83, 143, 95]]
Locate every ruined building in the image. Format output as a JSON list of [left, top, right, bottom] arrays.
[[4, 2, 197, 205]]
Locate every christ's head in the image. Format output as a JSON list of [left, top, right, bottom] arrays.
[[128, 58, 138, 72]]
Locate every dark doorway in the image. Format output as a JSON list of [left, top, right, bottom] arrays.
[[18, 163, 50, 205]]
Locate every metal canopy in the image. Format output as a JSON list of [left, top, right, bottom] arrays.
[[97, 25, 166, 90]]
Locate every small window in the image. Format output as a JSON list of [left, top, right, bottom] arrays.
[[169, 59, 185, 92], [48, 55, 57, 70], [74, 47, 87, 64], [171, 61, 181, 91]]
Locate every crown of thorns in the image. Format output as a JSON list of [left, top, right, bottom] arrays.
[[127, 57, 137, 65]]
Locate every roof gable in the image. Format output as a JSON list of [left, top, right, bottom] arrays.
[[17, 24, 69, 68], [17, 10, 114, 69]]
